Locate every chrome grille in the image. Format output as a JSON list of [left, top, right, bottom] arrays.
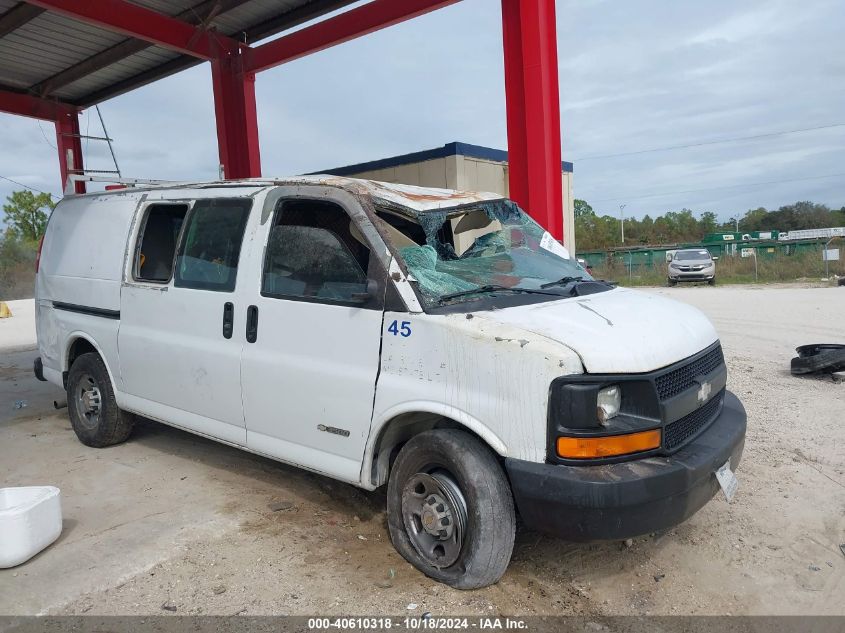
[[655, 345, 724, 400]]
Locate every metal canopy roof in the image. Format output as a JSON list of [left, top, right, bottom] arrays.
[[0, 0, 568, 245], [0, 0, 352, 108]]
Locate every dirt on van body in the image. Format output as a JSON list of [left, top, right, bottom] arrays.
[[1, 286, 843, 617]]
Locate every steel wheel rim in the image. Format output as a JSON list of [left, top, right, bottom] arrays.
[[74, 372, 102, 429], [401, 469, 468, 569]]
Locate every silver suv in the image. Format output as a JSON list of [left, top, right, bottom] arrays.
[[668, 249, 716, 286]]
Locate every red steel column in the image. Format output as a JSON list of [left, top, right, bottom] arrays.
[[211, 49, 262, 180], [501, 0, 563, 240], [54, 110, 85, 194]]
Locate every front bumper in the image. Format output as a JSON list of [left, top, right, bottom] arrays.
[[669, 268, 715, 281], [506, 390, 746, 541]]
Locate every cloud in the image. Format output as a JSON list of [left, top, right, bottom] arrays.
[[2, 0, 844, 227]]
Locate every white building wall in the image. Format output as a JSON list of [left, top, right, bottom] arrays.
[[339, 158, 450, 189]]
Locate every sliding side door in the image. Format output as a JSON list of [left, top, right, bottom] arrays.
[[118, 198, 253, 445]]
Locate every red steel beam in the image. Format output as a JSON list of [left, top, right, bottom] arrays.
[[501, 0, 563, 240], [55, 111, 86, 194], [25, 0, 238, 59], [0, 87, 84, 193], [211, 52, 262, 179], [245, 0, 461, 74], [0, 86, 75, 121]]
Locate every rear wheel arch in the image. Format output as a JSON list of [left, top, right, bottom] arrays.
[[367, 409, 507, 489], [66, 351, 134, 447], [64, 334, 116, 391]]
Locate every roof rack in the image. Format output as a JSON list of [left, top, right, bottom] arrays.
[[66, 174, 177, 193]]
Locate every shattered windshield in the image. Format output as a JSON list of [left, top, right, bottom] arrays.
[[375, 199, 597, 308]]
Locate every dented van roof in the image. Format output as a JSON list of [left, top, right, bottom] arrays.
[[71, 175, 504, 213]]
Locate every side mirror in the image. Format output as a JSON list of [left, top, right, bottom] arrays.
[[349, 278, 379, 304]]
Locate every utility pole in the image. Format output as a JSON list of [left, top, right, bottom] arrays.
[[619, 204, 626, 245]]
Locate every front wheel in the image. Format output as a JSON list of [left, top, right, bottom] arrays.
[[387, 429, 515, 589], [668, 278, 678, 286], [708, 277, 716, 286]]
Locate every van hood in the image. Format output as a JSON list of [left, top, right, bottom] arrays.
[[478, 287, 718, 373]]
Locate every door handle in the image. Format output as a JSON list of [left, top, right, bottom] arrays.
[[222, 302, 234, 339], [246, 305, 258, 343]]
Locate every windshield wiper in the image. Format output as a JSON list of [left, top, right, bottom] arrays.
[[437, 284, 560, 304], [539, 276, 589, 289]]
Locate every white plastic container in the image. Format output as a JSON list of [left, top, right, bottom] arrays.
[[0, 486, 62, 568]]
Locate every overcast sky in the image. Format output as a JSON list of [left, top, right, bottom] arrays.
[[1, 0, 844, 223]]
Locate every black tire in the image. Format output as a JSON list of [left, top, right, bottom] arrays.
[[790, 344, 845, 375], [668, 278, 677, 287], [387, 429, 515, 589], [708, 277, 716, 286], [67, 352, 134, 447]]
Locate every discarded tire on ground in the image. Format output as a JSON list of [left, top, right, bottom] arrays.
[[790, 344, 845, 376]]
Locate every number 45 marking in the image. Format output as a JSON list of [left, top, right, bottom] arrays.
[[387, 320, 412, 337]]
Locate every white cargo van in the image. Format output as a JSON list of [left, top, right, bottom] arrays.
[[34, 177, 746, 588]]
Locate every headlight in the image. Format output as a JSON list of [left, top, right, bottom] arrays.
[[547, 377, 662, 462], [596, 385, 621, 425], [670, 262, 680, 268]]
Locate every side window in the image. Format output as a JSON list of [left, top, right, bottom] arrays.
[[134, 204, 189, 282], [174, 198, 252, 292], [262, 200, 370, 303]]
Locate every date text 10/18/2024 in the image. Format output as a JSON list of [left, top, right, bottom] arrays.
[[307, 617, 529, 630]]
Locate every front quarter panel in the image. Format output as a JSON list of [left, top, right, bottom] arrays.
[[371, 311, 584, 466]]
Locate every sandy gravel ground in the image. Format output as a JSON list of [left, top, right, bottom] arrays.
[[0, 287, 843, 616]]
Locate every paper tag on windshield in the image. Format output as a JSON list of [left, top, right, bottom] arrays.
[[715, 460, 739, 503], [540, 232, 571, 259]]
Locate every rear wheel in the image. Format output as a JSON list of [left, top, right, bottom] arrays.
[[387, 429, 515, 589], [67, 352, 134, 447]]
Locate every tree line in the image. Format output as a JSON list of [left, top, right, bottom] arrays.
[[1, 190, 55, 299], [2, 189, 845, 292], [574, 199, 845, 251]]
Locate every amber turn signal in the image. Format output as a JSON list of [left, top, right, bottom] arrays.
[[556, 429, 661, 459]]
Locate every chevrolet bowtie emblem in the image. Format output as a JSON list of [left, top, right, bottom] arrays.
[[697, 381, 712, 403]]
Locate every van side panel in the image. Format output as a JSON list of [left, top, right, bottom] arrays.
[[35, 194, 142, 387], [37, 195, 141, 310], [34, 306, 121, 392]]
